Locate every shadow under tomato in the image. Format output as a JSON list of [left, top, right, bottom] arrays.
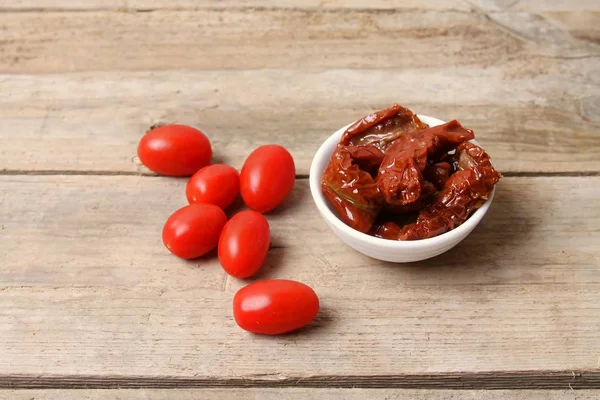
[[186, 248, 219, 266], [224, 195, 247, 219], [304, 305, 334, 333], [242, 245, 287, 282], [209, 153, 228, 166], [262, 181, 309, 217]]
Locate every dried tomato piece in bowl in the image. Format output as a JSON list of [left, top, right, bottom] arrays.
[[340, 104, 429, 151], [320, 104, 502, 241], [377, 120, 475, 207], [398, 141, 502, 240], [321, 145, 384, 233]]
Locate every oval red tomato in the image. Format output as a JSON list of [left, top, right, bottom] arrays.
[[240, 145, 295, 213], [233, 279, 319, 335], [186, 164, 240, 209], [138, 124, 212, 177], [162, 204, 227, 259], [218, 210, 270, 278]]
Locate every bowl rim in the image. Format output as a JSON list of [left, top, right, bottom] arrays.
[[309, 114, 495, 249]]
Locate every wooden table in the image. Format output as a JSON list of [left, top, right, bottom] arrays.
[[1, 1, 599, 398]]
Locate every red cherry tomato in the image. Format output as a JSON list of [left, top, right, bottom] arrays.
[[218, 210, 270, 278], [162, 204, 226, 259], [240, 145, 295, 213], [233, 280, 319, 335], [186, 164, 240, 209], [138, 124, 212, 177]]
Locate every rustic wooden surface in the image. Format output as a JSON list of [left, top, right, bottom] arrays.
[[0, 389, 598, 400], [0, 0, 599, 397]]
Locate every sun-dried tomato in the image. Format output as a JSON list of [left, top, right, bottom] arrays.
[[398, 142, 502, 240], [424, 162, 452, 190], [321, 145, 384, 233], [377, 120, 474, 206], [321, 105, 501, 241], [340, 104, 429, 151]]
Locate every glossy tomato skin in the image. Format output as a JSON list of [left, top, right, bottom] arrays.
[[218, 210, 270, 278], [233, 279, 319, 335], [186, 164, 240, 209], [138, 124, 212, 177], [162, 204, 227, 259], [240, 145, 295, 213]]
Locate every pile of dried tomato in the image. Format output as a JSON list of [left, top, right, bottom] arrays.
[[321, 104, 502, 240]]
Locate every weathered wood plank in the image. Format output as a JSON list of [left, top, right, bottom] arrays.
[[0, 389, 598, 399], [473, 0, 600, 12], [1, 0, 598, 12], [0, 371, 599, 389], [0, 8, 598, 73], [0, 176, 599, 378], [541, 10, 600, 46], [0, 9, 525, 72], [1, 69, 599, 175], [0, 1, 472, 12]]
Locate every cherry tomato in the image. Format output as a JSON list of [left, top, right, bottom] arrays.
[[233, 279, 319, 335], [240, 145, 295, 213], [218, 210, 270, 278], [186, 164, 240, 210], [138, 124, 212, 177], [162, 204, 226, 259]]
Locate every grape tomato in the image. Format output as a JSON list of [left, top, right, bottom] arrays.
[[218, 210, 270, 278], [162, 204, 227, 259], [138, 124, 212, 177], [187, 164, 240, 209], [233, 279, 320, 335], [240, 145, 295, 213]]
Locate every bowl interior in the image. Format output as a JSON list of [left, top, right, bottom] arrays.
[[309, 114, 495, 249]]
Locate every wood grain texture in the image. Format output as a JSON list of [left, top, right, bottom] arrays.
[[1, 4, 598, 175], [1, 0, 599, 12], [1, 176, 599, 380], [1, 0, 599, 391], [0, 8, 598, 73], [0, 371, 599, 389], [0, 389, 599, 399], [0, 1, 475, 12], [0, 373, 599, 391], [1, 69, 599, 175]]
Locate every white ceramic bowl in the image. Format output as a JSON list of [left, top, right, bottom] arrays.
[[309, 115, 495, 263]]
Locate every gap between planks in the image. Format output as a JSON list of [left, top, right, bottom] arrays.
[[0, 170, 599, 178], [0, 7, 470, 13], [0, 370, 599, 389], [1, 0, 598, 13], [1, 389, 599, 400], [0, 170, 311, 179]]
